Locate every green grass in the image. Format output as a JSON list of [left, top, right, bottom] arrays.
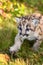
[[0, 18, 17, 51]]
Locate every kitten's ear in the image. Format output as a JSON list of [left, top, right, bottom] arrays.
[[15, 17, 21, 23]]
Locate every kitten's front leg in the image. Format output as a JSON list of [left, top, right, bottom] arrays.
[[9, 34, 22, 53], [32, 40, 42, 51]]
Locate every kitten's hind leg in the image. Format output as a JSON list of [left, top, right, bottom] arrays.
[[32, 40, 41, 51], [9, 34, 22, 53]]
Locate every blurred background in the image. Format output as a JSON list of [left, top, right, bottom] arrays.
[[0, 0, 43, 65]]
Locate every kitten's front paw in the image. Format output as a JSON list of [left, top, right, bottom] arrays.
[[9, 47, 14, 54]]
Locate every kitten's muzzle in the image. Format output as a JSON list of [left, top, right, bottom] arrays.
[[19, 32, 29, 36]]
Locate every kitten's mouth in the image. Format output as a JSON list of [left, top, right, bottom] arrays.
[[22, 34, 29, 36], [19, 33, 29, 36]]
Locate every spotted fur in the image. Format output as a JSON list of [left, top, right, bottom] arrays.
[[9, 12, 43, 53]]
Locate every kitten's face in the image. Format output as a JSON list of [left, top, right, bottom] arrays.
[[15, 14, 41, 38], [15, 16, 33, 37]]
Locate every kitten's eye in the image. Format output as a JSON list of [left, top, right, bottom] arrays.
[[26, 28, 29, 31], [18, 26, 22, 31], [19, 27, 22, 31], [20, 32, 22, 35]]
